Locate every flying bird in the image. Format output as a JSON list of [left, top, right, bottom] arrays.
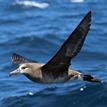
[[9, 11, 101, 83]]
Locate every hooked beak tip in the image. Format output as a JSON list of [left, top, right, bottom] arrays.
[[9, 69, 20, 77], [9, 72, 16, 77], [9, 72, 14, 77]]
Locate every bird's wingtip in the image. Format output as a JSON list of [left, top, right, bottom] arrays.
[[87, 11, 92, 16]]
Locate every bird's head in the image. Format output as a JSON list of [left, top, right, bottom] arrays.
[[9, 63, 33, 76]]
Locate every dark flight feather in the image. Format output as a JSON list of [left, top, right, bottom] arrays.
[[42, 11, 91, 78], [12, 53, 37, 64]]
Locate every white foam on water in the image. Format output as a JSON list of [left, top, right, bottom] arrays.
[[70, 0, 84, 3], [28, 92, 34, 96], [13, 0, 49, 9], [80, 85, 86, 91], [80, 87, 84, 91]]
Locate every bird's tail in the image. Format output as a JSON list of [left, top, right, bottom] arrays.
[[81, 74, 102, 83], [69, 70, 102, 83]]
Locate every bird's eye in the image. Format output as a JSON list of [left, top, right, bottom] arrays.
[[21, 66, 27, 69]]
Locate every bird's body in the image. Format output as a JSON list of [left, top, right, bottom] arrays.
[[10, 60, 101, 83], [11, 62, 81, 83], [10, 11, 101, 84]]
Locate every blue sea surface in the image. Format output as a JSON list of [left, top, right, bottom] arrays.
[[0, 0, 107, 107]]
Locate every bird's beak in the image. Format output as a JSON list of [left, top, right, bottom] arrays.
[[9, 68, 20, 76]]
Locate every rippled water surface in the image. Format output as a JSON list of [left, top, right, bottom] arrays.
[[0, 0, 107, 107]]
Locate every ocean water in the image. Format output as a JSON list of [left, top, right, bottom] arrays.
[[0, 0, 107, 107]]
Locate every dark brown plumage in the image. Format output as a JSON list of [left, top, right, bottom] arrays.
[[41, 11, 91, 79], [10, 11, 102, 83]]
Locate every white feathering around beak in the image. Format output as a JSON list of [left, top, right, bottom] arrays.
[[9, 68, 21, 76]]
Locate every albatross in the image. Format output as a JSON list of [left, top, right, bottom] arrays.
[[9, 11, 101, 83]]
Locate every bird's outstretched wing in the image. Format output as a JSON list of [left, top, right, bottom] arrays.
[[42, 11, 91, 77], [12, 53, 38, 64]]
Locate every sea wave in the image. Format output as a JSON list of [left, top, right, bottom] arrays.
[[70, 0, 84, 3], [1, 83, 106, 107], [12, 0, 49, 9]]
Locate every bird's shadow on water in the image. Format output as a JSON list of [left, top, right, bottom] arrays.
[[1, 81, 107, 107]]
